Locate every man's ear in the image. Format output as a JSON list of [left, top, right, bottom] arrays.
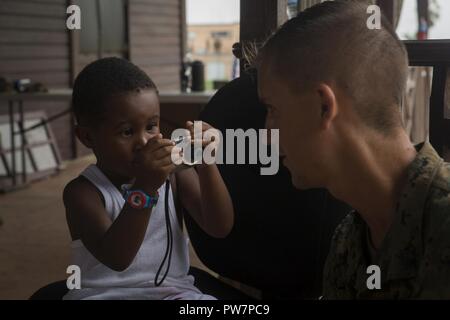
[[317, 83, 338, 130], [75, 125, 94, 149]]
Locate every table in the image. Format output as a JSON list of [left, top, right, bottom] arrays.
[[0, 89, 215, 190]]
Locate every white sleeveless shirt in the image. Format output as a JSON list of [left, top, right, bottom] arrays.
[[63, 164, 214, 300]]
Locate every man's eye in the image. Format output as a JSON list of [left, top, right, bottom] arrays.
[[121, 128, 133, 137]]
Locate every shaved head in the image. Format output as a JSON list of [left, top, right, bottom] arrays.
[[258, 0, 408, 134]]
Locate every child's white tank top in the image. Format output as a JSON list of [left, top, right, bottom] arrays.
[[63, 164, 213, 300]]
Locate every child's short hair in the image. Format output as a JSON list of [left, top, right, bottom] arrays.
[[259, 0, 408, 134], [72, 57, 157, 126]]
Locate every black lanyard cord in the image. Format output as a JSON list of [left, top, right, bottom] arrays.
[[154, 180, 173, 287]]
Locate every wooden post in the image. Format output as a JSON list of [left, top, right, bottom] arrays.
[[377, 0, 395, 26], [429, 66, 450, 156], [95, 0, 103, 59], [417, 0, 429, 40], [417, 0, 429, 26], [179, 0, 187, 61], [405, 41, 450, 158], [239, 0, 288, 71], [377, 0, 406, 28], [68, 0, 78, 159], [240, 0, 287, 44], [68, 0, 79, 86], [179, 0, 187, 91], [444, 69, 450, 160]]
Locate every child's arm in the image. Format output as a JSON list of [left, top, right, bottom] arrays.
[[175, 165, 234, 238], [175, 121, 234, 238], [64, 136, 177, 271]]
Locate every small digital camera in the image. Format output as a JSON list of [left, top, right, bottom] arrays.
[[172, 136, 202, 171]]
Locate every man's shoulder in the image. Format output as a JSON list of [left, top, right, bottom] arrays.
[[425, 161, 450, 227], [417, 162, 450, 296], [329, 212, 363, 254], [322, 212, 364, 299], [429, 161, 450, 198], [422, 161, 450, 251]]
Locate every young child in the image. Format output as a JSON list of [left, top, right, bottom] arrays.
[[63, 57, 234, 300]]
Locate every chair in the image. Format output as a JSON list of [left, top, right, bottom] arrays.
[[29, 280, 68, 300], [29, 267, 250, 300]]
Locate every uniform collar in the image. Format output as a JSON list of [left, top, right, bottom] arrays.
[[349, 142, 443, 289], [378, 142, 443, 282]]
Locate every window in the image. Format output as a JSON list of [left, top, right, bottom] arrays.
[[188, 31, 197, 40], [397, 0, 450, 40], [207, 62, 226, 80], [211, 31, 230, 38], [75, 0, 127, 55], [287, 0, 299, 18], [402, 66, 433, 144], [187, 0, 239, 86]]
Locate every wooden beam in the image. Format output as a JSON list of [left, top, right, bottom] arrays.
[[377, 0, 405, 28], [239, 0, 287, 67], [124, 0, 130, 60], [377, 0, 395, 25], [446, 71, 450, 120], [417, 0, 429, 26], [429, 65, 450, 155], [179, 0, 186, 91], [239, 0, 287, 72], [179, 0, 186, 61], [445, 70, 450, 161], [67, 0, 78, 159], [405, 40, 450, 66], [68, 0, 78, 86], [240, 0, 287, 44], [402, 40, 450, 157]]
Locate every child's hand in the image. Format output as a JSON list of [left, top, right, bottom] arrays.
[[186, 120, 217, 147], [186, 121, 220, 168], [186, 121, 220, 167], [132, 134, 179, 194]]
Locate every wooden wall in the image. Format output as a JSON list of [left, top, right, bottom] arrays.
[[129, 0, 183, 91], [0, 0, 73, 160], [0, 0, 185, 161], [0, 0, 71, 88]]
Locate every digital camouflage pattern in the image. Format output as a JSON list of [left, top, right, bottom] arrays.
[[323, 142, 450, 299]]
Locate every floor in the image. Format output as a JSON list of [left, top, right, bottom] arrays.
[[0, 155, 211, 300]]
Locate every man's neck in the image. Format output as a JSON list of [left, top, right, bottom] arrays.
[[328, 129, 417, 249]]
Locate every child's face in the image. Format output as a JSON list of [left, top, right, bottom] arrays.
[[90, 89, 160, 181]]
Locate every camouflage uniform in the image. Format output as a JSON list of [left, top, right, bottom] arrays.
[[323, 142, 450, 299]]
